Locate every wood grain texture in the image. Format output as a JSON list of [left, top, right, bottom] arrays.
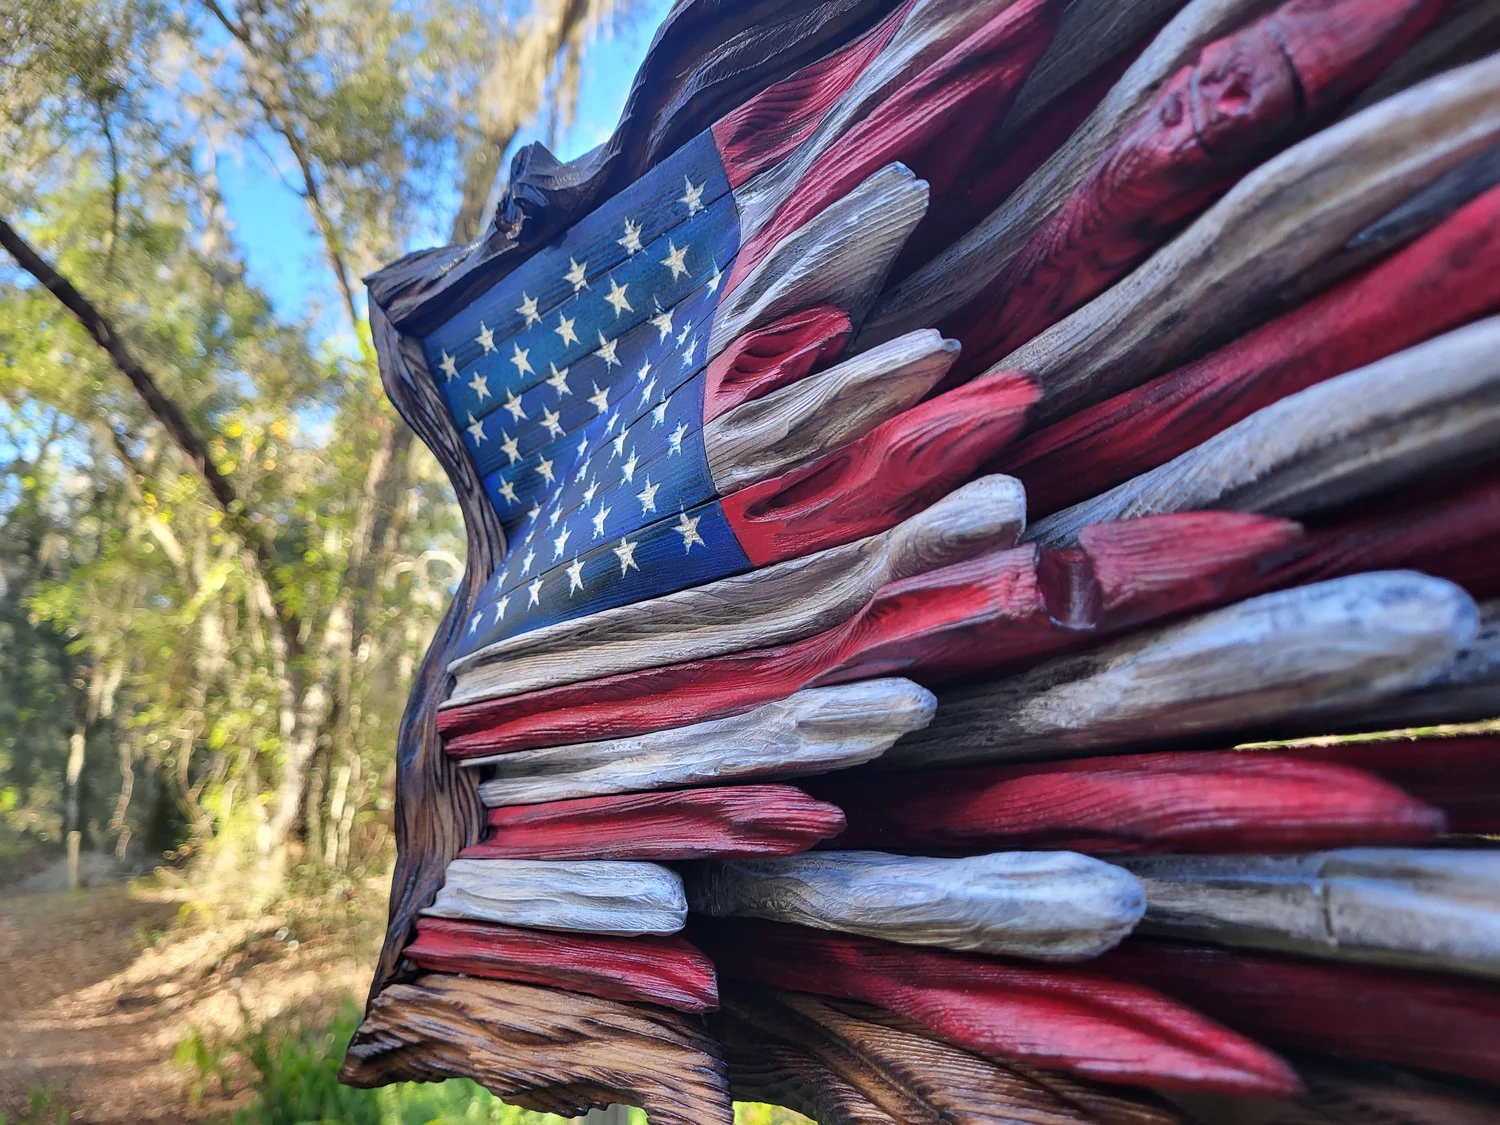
[[718, 1016, 902, 1125], [704, 329, 958, 492], [1288, 736, 1500, 835], [339, 974, 732, 1124], [943, 0, 1447, 383], [718, 986, 1194, 1123], [1027, 318, 1500, 547], [684, 849, 1146, 958], [425, 857, 687, 935], [727, 0, 1065, 291], [695, 918, 1301, 1093], [812, 751, 1445, 853], [439, 513, 1303, 758], [707, 163, 928, 359], [406, 917, 719, 1013], [446, 476, 1025, 705], [863, 0, 1278, 346], [723, 369, 1039, 567], [702, 303, 852, 421], [1342, 0, 1500, 117], [367, 0, 898, 334], [994, 52, 1500, 427], [884, 572, 1481, 769], [1118, 848, 1500, 977], [1099, 937, 1500, 1085], [469, 679, 935, 807], [998, 181, 1500, 516], [461, 784, 845, 860]]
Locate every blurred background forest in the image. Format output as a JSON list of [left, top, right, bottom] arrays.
[[0, 1, 815, 1121]]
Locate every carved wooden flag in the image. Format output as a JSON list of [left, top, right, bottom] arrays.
[[345, 0, 1500, 1119]]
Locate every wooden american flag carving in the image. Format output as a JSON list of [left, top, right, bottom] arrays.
[[341, 0, 1500, 1121]]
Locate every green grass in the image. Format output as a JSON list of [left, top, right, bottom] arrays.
[[181, 1002, 809, 1125], [0, 1085, 70, 1125]]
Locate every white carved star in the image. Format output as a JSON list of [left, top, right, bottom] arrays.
[[621, 450, 639, 484], [540, 407, 563, 440], [605, 411, 621, 436], [564, 256, 589, 291], [618, 218, 643, 255], [555, 313, 579, 346], [613, 537, 639, 577], [468, 372, 491, 401], [650, 306, 674, 342], [503, 389, 527, 422], [496, 477, 518, 505], [674, 510, 705, 553], [677, 320, 694, 346], [500, 431, 521, 465], [611, 430, 629, 460], [588, 383, 610, 414], [660, 241, 689, 281], [516, 293, 541, 327], [604, 278, 633, 317], [493, 594, 511, 621], [707, 265, 723, 294], [653, 400, 670, 428], [465, 412, 486, 445], [521, 547, 536, 575], [636, 377, 656, 407], [681, 338, 698, 367], [527, 576, 544, 607], [591, 505, 611, 539], [565, 556, 585, 594], [669, 422, 687, 455], [636, 360, 652, 383], [546, 362, 571, 396], [680, 176, 706, 216], [438, 351, 458, 380], [468, 611, 481, 634], [553, 525, 572, 560], [548, 507, 562, 528], [526, 504, 541, 523], [475, 321, 497, 353], [535, 457, 555, 485], [582, 478, 600, 505], [510, 343, 533, 377], [595, 331, 621, 368], [637, 477, 660, 514]]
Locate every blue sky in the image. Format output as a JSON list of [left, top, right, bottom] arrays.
[[215, 2, 673, 328]]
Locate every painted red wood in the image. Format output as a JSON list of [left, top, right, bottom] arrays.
[[703, 304, 851, 421], [724, 369, 1039, 567], [944, 0, 1447, 382], [694, 919, 1300, 1095], [809, 751, 1444, 853], [1285, 737, 1500, 836], [996, 181, 1500, 515], [406, 918, 719, 1014], [726, 0, 1066, 293], [710, 1, 914, 189], [1097, 937, 1500, 1085], [461, 785, 846, 860], [439, 512, 1302, 756]]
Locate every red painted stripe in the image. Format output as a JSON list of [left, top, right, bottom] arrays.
[[462, 784, 845, 860], [724, 369, 1039, 567], [695, 919, 1300, 1095], [944, 0, 1448, 382], [726, 0, 1065, 295], [1098, 937, 1500, 1085], [994, 176, 1500, 516], [809, 751, 1444, 853], [710, 0, 915, 189], [407, 918, 719, 1014], [438, 512, 1300, 756], [703, 304, 851, 422]]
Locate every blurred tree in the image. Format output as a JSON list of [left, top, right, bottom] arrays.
[[0, 0, 641, 884]]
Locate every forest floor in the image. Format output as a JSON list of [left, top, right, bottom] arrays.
[[0, 878, 380, 1123]]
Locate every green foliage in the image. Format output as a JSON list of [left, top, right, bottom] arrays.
[[0, 1084, 70, 1125]]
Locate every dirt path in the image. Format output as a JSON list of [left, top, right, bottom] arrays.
[[0, 885, 370, 1123]]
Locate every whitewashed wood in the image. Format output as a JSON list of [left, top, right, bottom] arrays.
[[469, 679, 936, 807], [1026, 318, 1500, 547], [989, 54, 1500, 426], [861, 0, 1275, 348], [447, 477, 1025, 704], [732, 0, 1022, 245], [424, 857, 688, 936], [709, 163, 928, 360], [1118, 849, 1500, 979], [704, 330, 958, 492], [685, 850, 1145, 959], [882, 573, 1481, 769]]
